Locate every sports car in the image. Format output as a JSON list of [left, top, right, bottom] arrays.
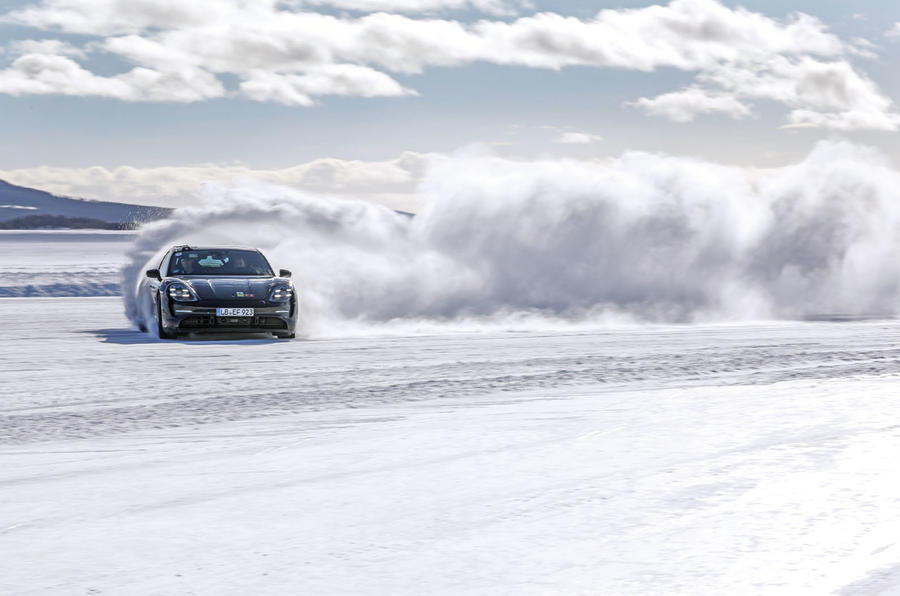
[[137, 245, 298, 339]]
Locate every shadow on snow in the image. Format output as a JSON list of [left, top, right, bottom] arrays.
[[85, 328, 286, 345]]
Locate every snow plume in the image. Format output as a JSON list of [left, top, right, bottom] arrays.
[[123, 141, 900, 334]]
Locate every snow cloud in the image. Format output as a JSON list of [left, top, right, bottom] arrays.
[[123, 141, 900, 330], [0, 0, 896, 129]]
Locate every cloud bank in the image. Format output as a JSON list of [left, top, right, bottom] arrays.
[[0, 153, 434, 211], [0, 0, 896, 129], [122, 141, 900, 336], [297, 0, 530, 16]]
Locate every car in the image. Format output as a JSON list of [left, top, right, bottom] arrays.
[[137, 245, 298, 339]]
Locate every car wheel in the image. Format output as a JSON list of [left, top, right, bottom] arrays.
[[276, 332, 295, 340], [157, 297, 177, 340]]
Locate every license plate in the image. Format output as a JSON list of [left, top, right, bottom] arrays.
[[216, 308, 254, 316]]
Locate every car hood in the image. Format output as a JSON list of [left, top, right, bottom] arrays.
[[183, 277, 277, 300]]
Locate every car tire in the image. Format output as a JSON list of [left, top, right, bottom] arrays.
[[276, 332, 295, 340], [157, 298, 177, 340]]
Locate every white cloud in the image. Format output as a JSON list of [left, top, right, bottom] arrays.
[[471, 4, 843, 71], [634, 52, 900, 131], [886, 24, 900, 39], [784, 109, 900, 132], [0, 53, 128, 98], [296, 0, 527, 16], [0, 0, 896, 129], [0, 53, 224, 101], [1, 0, 238, 36], [554, 132, 603, 145], [239, 64, 417, 106], [696, 56, 900, 131], [6, 0, 845, 68], [9, 38, 86, 58], [632, 87, 751, 122], [0, 152, 439, 212]]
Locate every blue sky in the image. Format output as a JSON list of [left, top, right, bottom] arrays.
[[0, 0, 898, 207]]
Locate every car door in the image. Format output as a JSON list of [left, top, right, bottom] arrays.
[[147, 250, 171, 308]]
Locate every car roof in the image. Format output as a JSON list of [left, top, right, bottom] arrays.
[[170, 245, 261, 252]]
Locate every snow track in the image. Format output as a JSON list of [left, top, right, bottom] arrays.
[[5, 298, 900, 593], [4, 298, 900, 445]]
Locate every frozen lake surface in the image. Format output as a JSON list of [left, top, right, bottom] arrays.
[[4, 295, 900, 594], [0, 231, 133, 297]]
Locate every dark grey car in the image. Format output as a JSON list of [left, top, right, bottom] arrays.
[[138, 245, 298, 339]]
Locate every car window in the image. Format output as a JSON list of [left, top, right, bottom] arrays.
[[168, 249, 273, 276]]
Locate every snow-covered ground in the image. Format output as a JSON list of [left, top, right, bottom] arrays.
[[5, 289, 900, 594], [0, 231, 132, 297]]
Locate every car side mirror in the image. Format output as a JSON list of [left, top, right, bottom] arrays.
[[145, 269, 162, 280], [279, 269, 292, 278]]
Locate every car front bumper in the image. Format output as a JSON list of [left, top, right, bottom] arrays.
[[163, 302, 297, 335]]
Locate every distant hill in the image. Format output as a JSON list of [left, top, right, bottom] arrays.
[[0, 179, 172, 228], [0, 215, 136, 230]]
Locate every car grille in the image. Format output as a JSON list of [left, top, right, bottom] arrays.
[[178, 315, 287, 330], [179, 315, 216, 328], [257, 316, 288, 329]]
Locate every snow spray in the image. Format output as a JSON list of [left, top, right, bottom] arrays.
[[123, 141, 900, 335]]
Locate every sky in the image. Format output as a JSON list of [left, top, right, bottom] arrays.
[[0, 0, 898, 210]]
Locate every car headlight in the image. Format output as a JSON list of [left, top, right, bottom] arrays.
[[269, 285, 293, 302], [167, 282, 198, 302]]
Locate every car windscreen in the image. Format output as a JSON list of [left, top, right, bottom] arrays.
[[167, 249, 274, 277]]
